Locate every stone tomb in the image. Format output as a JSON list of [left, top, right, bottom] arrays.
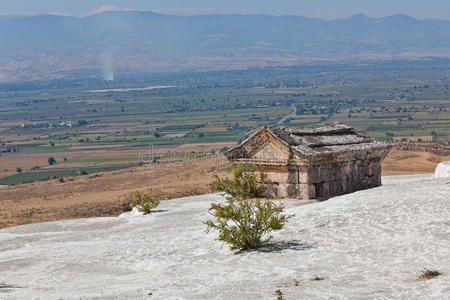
[[224, 122, 392, 199]]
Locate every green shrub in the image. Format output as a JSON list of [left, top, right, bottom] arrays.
[[16, 167, 22, 173], [129, 191, 160, 215], [207, 161, 289, 250], [205, 197, 290, 250], [274, 289, 284, 300], [48, 156, 56, 165], [77, 169, 89, 175], [209, 161, 267, 200]]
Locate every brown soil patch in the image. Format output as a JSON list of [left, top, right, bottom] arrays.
[[0, 153, 69, 177], [381, 149, 449, 176], [0, 156, 228, 229]]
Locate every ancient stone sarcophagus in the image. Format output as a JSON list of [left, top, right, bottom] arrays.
[[224, 122, 392, 199]]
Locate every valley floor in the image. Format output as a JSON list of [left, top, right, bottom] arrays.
[[0, 174, 449, 299]]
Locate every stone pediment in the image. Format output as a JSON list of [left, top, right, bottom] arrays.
[[250, 140, 289, 162]]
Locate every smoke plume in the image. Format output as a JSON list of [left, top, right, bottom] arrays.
[[101, 51, 114, 81]]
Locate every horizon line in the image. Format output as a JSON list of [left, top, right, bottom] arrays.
[[1, 9, 449, 22]]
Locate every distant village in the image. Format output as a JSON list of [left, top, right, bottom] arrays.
[[20, 120, 87, 129]]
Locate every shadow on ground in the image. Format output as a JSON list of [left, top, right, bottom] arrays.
[[0, 283, 22, 293], [237, 240, 316, 254], [150, 209, 169, 213]]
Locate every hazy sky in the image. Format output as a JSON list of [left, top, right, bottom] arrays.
[[1, 0, 449, 20]]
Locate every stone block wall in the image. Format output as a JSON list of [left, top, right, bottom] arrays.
[[255, 156, 383, 200], [303, 157, 383, 199]]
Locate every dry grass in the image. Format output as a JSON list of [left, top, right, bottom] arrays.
[[381, 149, 449, 176], [419, 269, 442, 280], [311, 276, 325, 281], [0, 153, 69, 177], [0, 156, 228, 228]]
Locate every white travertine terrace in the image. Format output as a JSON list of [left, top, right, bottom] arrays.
[[0, 174, 448, 299], [434, 160, 450, 178]]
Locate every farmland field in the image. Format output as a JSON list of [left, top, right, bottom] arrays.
[[0, 59, 449, 183]]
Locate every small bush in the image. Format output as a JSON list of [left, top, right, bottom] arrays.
[[419, 269, 441, 280], [209, 161, 267, 200], [274, 289, 284, 300], [77, 170, 89, 175], [48, 156, 56, 165], [207, 162, 289, 251], [205, 197, 290, 250], [129, 191, 160, 215], [16, 167, 22, 173]]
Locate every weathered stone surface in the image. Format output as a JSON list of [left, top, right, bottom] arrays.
[[299, 183, 315, 200], [225, 122, 392, 199], [252, 141, 289, 161], [265, 171, 288, 183]]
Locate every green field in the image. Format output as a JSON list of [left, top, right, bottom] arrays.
[[0, 164, 139, 185], [64, 156, 140, 163]]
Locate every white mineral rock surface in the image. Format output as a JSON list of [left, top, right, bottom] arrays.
[[435, 160, 450, 178], [118, 206, 143, 218], [0, 174, 449, 299]]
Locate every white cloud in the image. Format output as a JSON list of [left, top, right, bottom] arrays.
[[49, 5, 126, 17], [49, 11, 76, 17], [82, 5, 123, 17], [152, 7, 251, 16]]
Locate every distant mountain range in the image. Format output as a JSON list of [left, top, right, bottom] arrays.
[[0, 11, 449, 82]]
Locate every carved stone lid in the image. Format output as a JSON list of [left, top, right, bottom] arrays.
[[225, 122, 392, 162], [270, 122, 373, 148]]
